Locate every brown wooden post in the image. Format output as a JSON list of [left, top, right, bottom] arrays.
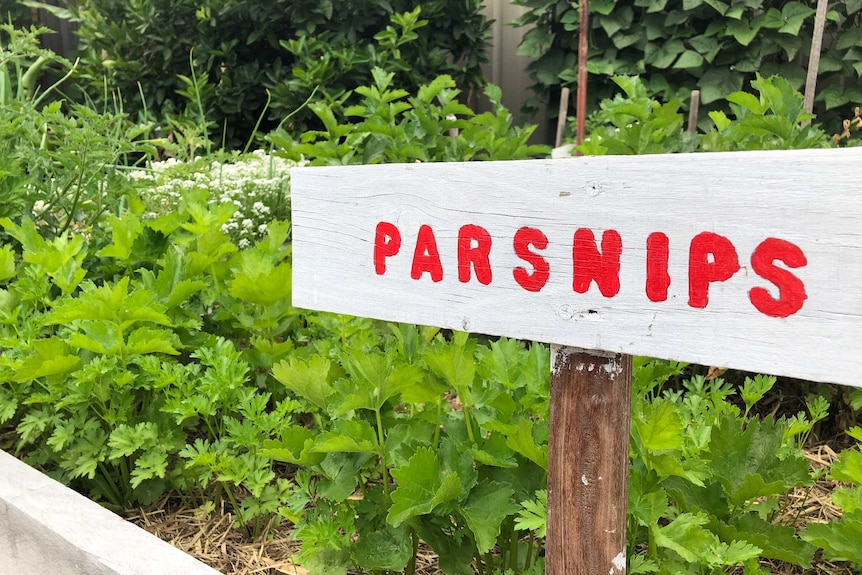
[[546, 346, 632, 575], [575, 0, 589, 151]]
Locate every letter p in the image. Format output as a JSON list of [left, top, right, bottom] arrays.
[[374, 222, 401, 275]]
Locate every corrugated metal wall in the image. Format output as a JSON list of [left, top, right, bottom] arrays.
[[481, 0, 549, 144]]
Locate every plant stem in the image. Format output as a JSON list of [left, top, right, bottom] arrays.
[[407, 528, 419, 575], [463, 405, 475, 444], [375, 407, 390, 497], [508, 519, 519, 572], [524, 531, 534, 570]]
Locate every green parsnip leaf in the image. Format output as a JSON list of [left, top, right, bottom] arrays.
[[352, 525, 412, 571], [388, 447, 461, 526], [461, 480, 520, 553], [13, 338, 81, 382], [272, 355, 335, 412]]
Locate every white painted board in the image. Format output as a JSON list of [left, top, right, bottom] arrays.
[[290, 148, 862, 386]]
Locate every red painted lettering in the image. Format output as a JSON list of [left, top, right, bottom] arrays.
[[572, 229, 622, 297], [749, 238, 807, 318], [646, 232, 670, 302], [513, 227, 550, 292], [688, 232, 740, 308], [373, 222, 401, 275], [411, 224, 443, 282], [458, 224, 493, 285]]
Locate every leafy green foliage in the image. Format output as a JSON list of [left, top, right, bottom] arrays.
[[0, 26, 152, 235], [64, 0, 490, 148], [514, 0, 862, 131], [271, 69, 549, 165], [578, 74, 832, 155]]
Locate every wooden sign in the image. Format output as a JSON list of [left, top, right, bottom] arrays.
[[291, 147, 862, 387]]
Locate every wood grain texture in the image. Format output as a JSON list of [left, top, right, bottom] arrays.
[[291, 148, 862, 385], [547, 347, 631, 575]]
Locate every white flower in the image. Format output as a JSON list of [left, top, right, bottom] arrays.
[[238, 238, 250, 249]]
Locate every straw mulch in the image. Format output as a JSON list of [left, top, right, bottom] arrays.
[[127, 444, 858, 575], [126, 501, 441, 575]]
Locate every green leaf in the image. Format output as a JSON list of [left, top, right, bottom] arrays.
[[460, 480, 521, 553], [108, 422, 159, 459], [423, 332, 476, 403], [260, 426, 325, 466], [388, 447, 462, 526], [801, 511, 862, 563], [14, 338, 81, 382], [652, 513, 716, 562], [779, 2, 816, 36], [353, 525, 412, 571], [703, 0, 729, 14], [674, 50, 704, 69], [713, 513, 814, 566], [68, 321, 122, 356], [272, 355, 335, 412], [486, 417, 549, 471], [758, 8, 784, 29], [0, 245, 16, 282], [726, 91, 767, 114], [312, 419, 379, 454], [725, 18, 760, 46], [634, 400, 684, 451], [125, 326, 181, 356], [228, 254, 291, 308], [130, 448, 169, 488], [514, 489, 547, 537], [645, 40, 685, 69], [707, 414, 811, 506], [831, 448, 862, 483], [97, 213, 143, 261], [338, 349, 425, 413], [699, 68, 744, 104]]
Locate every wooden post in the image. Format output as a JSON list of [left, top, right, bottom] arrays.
[[547, 346, 632, 575]]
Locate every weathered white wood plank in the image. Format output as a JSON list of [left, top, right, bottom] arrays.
[[290, 148, 862, 386]]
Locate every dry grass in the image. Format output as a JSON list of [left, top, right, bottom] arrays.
[[126, 500, 441, 575]]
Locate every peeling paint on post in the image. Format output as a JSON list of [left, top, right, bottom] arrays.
[[547, 346, 631, 575]]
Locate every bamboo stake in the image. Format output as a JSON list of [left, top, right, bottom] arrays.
[[802, 0, 830, 126], [688, 90, 700, 134], [555, 87, 571, 148]]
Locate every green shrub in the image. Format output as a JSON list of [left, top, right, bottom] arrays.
[[271, 68, 550, 165], [514, 0, 862, 131], [66, 0, 491, 149], [577, 74, 832, 155]]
